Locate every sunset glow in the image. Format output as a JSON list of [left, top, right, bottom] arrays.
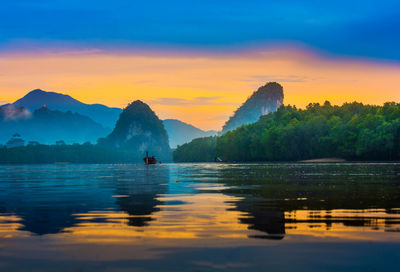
[[1, 48, 399, 130]]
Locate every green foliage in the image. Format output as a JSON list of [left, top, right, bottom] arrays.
[[173, 136, 217, 162], [174, 102, 400, 162], [0, 143, 135, 164]]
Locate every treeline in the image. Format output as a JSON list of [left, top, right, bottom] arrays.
[[173, 102, 400, 162], [0, 143, 135, 164], [173, 136, 217, 162]]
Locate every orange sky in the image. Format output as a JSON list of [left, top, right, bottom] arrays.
[[1, 48, 399, 130]]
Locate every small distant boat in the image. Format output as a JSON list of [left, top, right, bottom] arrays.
[[143, 151, 157, 165], [214, 157, 226, 163]]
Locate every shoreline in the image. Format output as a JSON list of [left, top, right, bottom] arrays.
[[298, 158, 347, 163]]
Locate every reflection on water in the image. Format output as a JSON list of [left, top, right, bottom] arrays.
[[0, 163, 399, 271]]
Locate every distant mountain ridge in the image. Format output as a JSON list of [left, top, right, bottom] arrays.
[[163, 119, 217, 148], [11, 89, 122, 128], [0, 105, 109, 144], [6, 89, 216, 146], [222, 82, 284, 133]]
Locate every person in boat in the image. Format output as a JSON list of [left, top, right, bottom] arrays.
[[143, 152, 157, 165]]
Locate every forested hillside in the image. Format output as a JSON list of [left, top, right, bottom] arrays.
[[174, 101, 400, 162], [0, 143, 133, 164], [173, 136, 217, 162]]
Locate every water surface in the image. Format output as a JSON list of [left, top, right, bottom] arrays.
[[0, 163, 399, 271]]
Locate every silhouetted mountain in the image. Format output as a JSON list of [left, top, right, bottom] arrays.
[[222, 82, 284, 133], [99, 100, 171, 162], [11, 89, 122, 128], [163, 119, 217, 148], [0, 105, 109, 144]]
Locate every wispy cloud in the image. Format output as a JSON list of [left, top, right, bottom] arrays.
[[242, 75, 321, 83], [0, 105, 32, 120], [134, 80, 155, 85], [150, 96, 238, 106], [208, 114, 230, 121]]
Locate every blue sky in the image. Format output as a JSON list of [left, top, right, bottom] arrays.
[[1, 0, 400, 60]]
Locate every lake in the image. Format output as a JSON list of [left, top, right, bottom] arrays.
[[0, 163, 399, 271]]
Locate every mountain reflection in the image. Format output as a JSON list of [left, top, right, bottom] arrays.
[[0, 165, 112, 235], [239, 204, 285, 240], [113, 167, 168, 227], [216, 163, 400, 239], [0, 163, 399, 241], [0, 165, 168, 235]]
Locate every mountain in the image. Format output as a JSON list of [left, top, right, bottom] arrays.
[[99, 100, 171, 162], [163, 119, 218, 148], [222, 82, 284, 133], [11, 89, 122, 128], [4, 89, 218, 148], [0, 105, 109, 144]]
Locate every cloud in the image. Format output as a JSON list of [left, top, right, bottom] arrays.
[[134, 80, 155, 85], [0, 105, 32, 121], [0, 101, 9, 106], [208, 114, 230, 121], [242, 75, 320, 83], [150, 97, 187, 105], [1, 1, 400, 61], [149, 96, 237, 106]]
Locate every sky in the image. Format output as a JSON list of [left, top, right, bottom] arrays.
[[1, 0, 400, 130]]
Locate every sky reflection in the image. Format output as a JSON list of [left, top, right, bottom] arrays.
[[0, 163, 399, 271]]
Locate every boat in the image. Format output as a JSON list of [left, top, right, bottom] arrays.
[[143, 151, 157, 165], [214, 156, 227, 163]]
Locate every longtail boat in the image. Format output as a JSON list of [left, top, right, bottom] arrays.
[[143, 151, 157, 165]]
